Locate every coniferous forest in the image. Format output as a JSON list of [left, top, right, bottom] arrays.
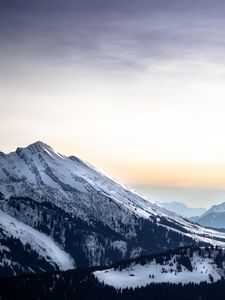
[[0, 268, 225, 300], [1, 245, 225, 300]]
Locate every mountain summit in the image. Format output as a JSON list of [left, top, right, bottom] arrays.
[[1, 142, 225, 276]]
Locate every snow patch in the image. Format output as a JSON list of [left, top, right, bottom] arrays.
[[0, 209, 75, 271], [94, 254, 221, 289]]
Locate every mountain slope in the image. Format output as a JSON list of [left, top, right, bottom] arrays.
[[1, 142, 225, 276], [0, 195, 142, 269], [0, 209, 74, 276]]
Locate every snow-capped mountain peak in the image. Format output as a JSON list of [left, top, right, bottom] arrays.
[[1, 140, 225, 277], [0, 141, 158, 219], [15, 141, 64, 160], [0, 142, 225, 238], [19, 141, 50, 153]]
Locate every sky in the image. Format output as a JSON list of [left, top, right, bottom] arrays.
[[1, 0, 225, 207]]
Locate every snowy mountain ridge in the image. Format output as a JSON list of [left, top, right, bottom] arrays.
[[1, 142, 225, 276], [0, 141, 153, 219], [2, 143, 225, 242], [1, 142, 225, 243]]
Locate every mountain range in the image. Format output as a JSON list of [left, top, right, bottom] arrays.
[[1, 141, 225, 278], [158, 201, 207, 218]]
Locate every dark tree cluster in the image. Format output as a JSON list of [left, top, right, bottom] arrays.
[[0, 267, 225, 300]]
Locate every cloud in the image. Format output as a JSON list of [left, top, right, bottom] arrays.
[[1, 0, 225, 74]]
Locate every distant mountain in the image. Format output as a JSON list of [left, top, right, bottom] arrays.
[[158, 201, 206, 218], [1, 142, 225, 276], [195, 202, 225, 229]]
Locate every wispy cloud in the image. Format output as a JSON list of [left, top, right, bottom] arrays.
[[1, 0, 225, 72]]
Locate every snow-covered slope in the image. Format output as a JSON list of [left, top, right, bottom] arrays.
[[0, 141, 158, 220], [1, 141, 225, 276], [0, 209, 75, 274], [0, 142, 224, 243], [94, 246, 224, 288]]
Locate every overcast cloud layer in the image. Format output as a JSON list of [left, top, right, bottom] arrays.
[[1, 0, 225, 71]]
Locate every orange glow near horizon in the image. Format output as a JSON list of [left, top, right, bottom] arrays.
[[2, 56, 225, 190], [3, 134, 225, 190], [103, 162, 225, 188]]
